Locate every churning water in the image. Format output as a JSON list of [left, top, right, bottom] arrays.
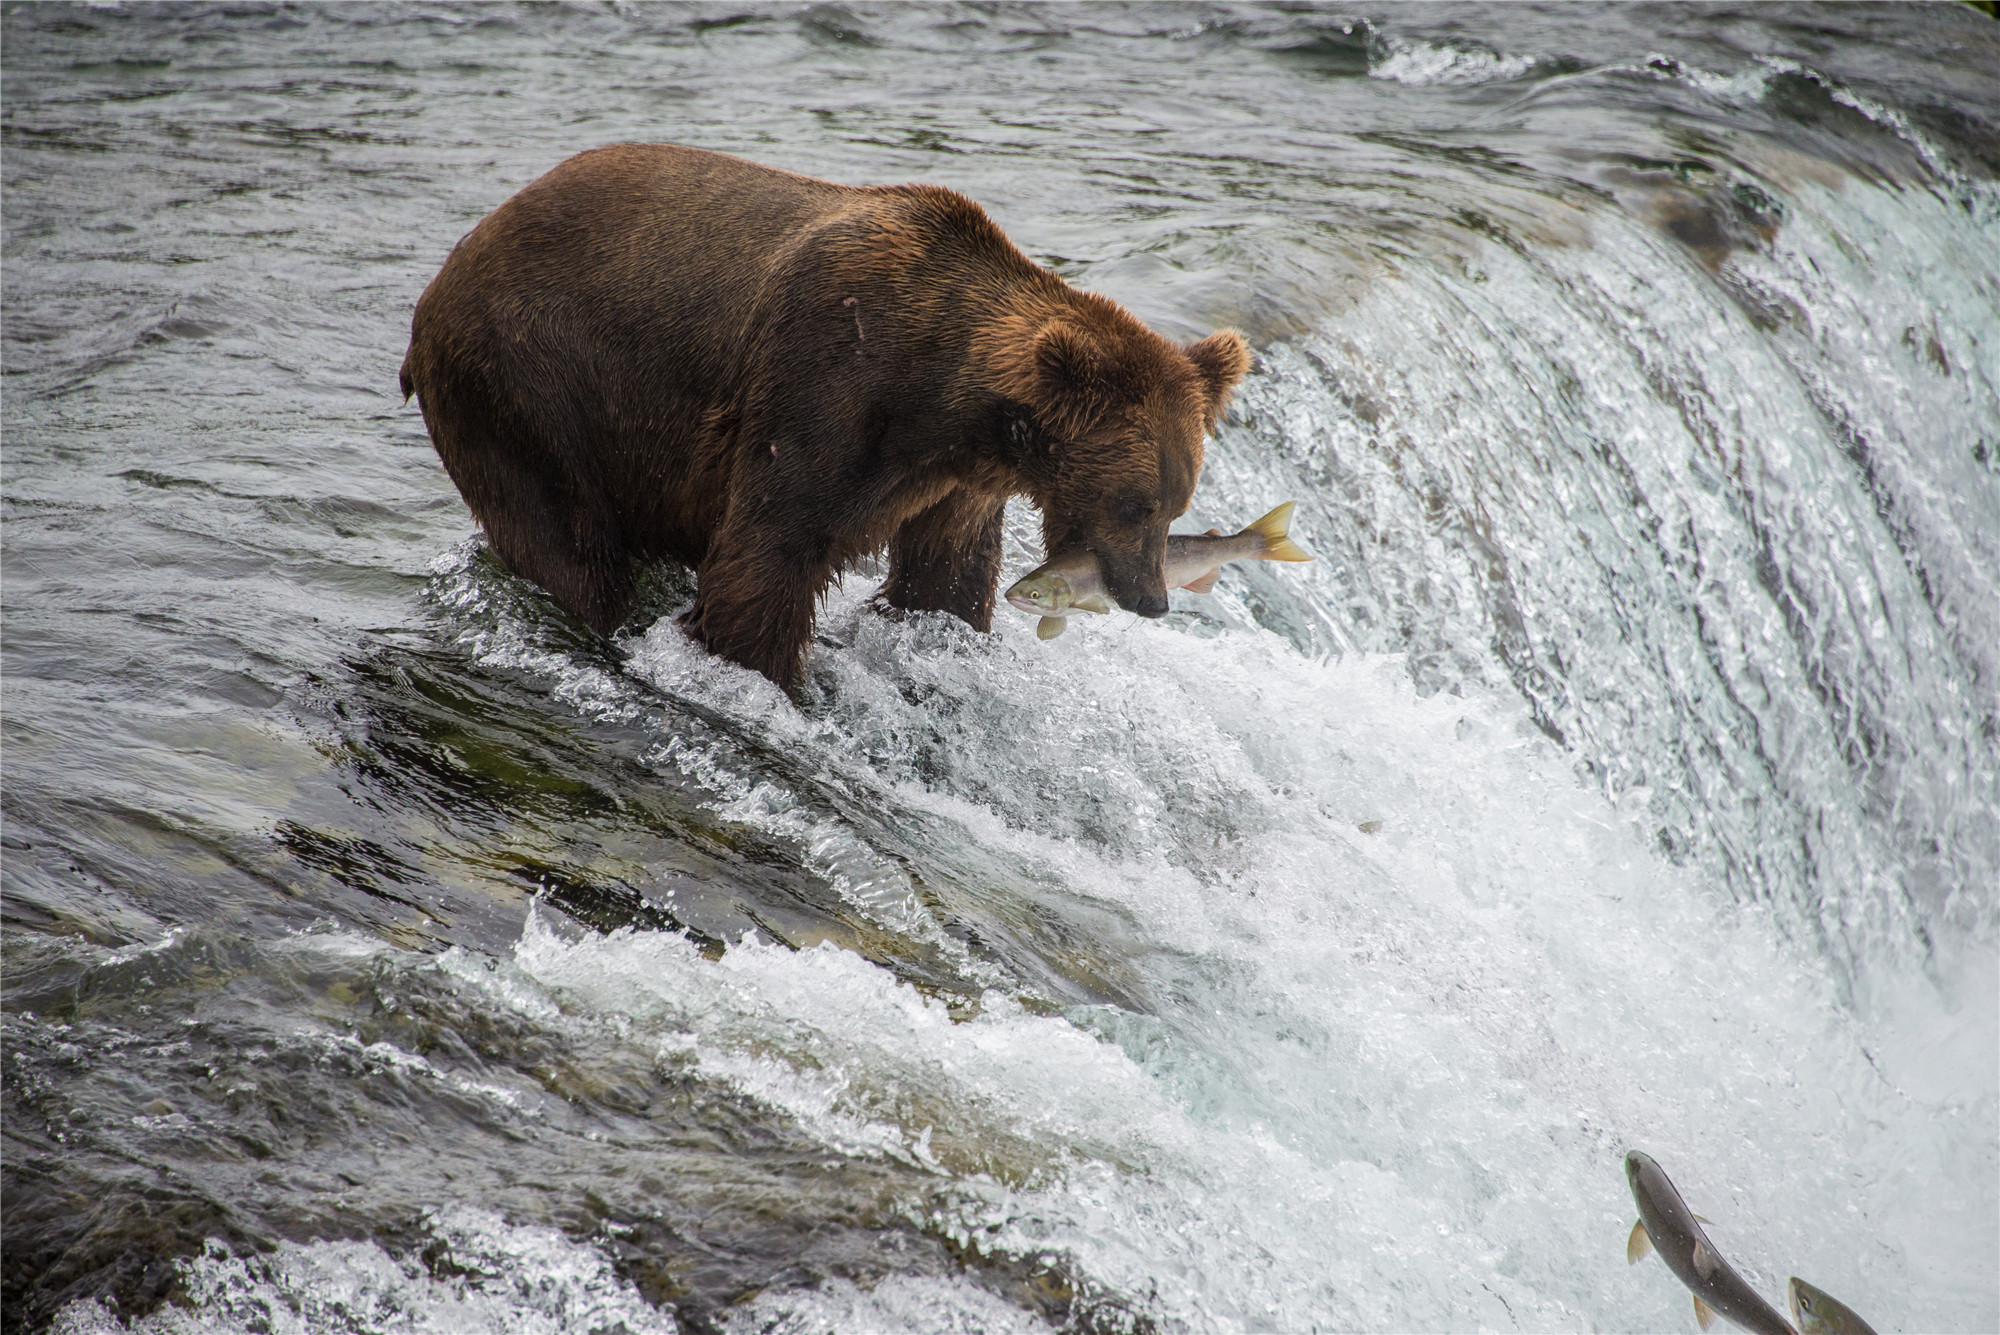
[[4, 4, 1996, 1332]]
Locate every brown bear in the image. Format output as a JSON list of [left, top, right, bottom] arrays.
[[400, 143, 1250, 687]]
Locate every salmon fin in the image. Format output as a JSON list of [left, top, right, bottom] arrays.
[[1692, 1240, 1720, 1280], [1627, 1220, 1653, 1265], [1242, 502, 1312, 562], [1181, 569, 1221, 595], [1693, 1295, 1718, 1332], [1037, 616, 1067, 640], [1073, 594, 1112, 615]]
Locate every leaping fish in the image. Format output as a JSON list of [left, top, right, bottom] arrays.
[[1625, 1150, 1797, 1335], [1005, 502, 1312, 639], [1787, 1278, 1878, 1335]]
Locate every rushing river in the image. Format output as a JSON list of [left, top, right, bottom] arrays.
[[4, 4, 1996, 1332]]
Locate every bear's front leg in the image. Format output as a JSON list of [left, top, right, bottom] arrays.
[[687, 520, 836, 688], [880, 487, 1007, 630]]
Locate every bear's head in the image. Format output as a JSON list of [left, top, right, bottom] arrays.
[[994, 305, 1251, 618]]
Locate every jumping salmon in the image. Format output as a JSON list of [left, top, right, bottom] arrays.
[[1004, 502, 1312, 639], [1625, 1150, 1797, 1335]]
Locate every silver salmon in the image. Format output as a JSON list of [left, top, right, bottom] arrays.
[[1626, 1151, 1797, 1335], [1004, 502, 1311, 639]]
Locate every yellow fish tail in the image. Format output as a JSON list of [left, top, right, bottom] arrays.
[[1243, 502, 1313, 562]]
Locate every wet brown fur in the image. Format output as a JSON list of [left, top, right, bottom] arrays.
[[401, 144, 1250, 686]]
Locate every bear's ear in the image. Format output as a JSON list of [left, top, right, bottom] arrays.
[[1033, 322, 1102, 435], [1185, 329, 1251, 431]]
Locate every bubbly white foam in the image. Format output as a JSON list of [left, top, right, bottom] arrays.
[[479, 595, 1992, 1331], [719, 1274, 1054, 1335], [1370, 37, 1537, 87], [50, 1208, 678, 1335]]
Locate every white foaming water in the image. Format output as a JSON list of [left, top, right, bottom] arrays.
[[720, 1275, 1053, 1335], [1197, 144, 2000, 990], [608, 591, 1989, 1332], [374, 551, 1998, 1328], [48, 1202, 1044, 1335], [50, 1208, 680, 1335], [1370, 37, 1539, 88]]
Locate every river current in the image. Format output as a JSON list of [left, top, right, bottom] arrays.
[[4, 4, 1996, 1333]]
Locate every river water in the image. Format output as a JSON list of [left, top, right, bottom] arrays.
[[4, 4, 1996, 1332]]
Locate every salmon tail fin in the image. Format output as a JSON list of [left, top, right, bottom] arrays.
[[1037, 616, 1067, 640], [1692, 1295, 1717, 1332], [1626, 1220, 1653, 1265], [1181, 569, 1221, 594], [1242, 502, 1312, 562]]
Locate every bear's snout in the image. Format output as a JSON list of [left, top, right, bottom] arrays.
[[1092, 536, 1171, 621], [1102, 563, 1170, 619]]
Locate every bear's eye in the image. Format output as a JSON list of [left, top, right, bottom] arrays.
[[1114, 496, 1153, 526]]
